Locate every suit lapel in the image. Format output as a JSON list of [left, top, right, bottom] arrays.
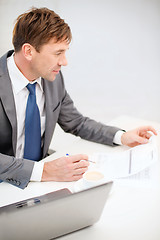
[[42, 76, 63, 158], [42, 80, 56, 158], [0, 51, 17, 155]]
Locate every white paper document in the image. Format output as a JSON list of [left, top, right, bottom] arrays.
[[90, 136, 158, 187]]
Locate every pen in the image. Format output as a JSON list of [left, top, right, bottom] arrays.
[[65, 154, 96, 163], [86, 159, 96, 164]]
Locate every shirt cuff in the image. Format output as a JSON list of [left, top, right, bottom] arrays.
[[113, 130, 124, 145], [30, 162, 44, 182]]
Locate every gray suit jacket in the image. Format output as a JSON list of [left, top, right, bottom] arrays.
[[0, 50, 121, 189]]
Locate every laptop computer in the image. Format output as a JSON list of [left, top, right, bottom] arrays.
[[0, 181, 113, 240]]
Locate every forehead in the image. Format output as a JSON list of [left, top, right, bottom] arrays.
[[40, 38, 70, 52]]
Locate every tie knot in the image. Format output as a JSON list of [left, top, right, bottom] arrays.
[[26, 83, 36, 95]]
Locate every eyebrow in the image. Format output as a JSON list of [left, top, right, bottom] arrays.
[[54, 47, 69, 53], [55, 49, 65, 53]]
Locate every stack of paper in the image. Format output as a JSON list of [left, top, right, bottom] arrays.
[[89, 136, 158, 188]]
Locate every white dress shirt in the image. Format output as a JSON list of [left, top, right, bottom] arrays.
[[7, 53, 123, 182]]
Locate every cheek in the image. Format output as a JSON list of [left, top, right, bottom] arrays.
[[42, 56, 56, 69], [33, 54, 57, 73], [36, 58, 50, 72]]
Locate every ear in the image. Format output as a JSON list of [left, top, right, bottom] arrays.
[[21, 43, 35, 61]]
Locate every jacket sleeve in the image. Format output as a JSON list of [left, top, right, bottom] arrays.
[[0, 153, 34, 189], [57, 74, 121, 146]]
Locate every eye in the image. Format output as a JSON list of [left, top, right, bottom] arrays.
[[55, 51, 63, 56]]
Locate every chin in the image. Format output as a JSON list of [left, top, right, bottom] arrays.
[[43, 75, 56, 82]]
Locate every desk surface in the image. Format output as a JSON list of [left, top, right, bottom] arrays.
[[1, 115, 160, 240]]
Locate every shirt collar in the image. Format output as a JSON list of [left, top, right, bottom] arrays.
[[7, 54, 43, 94]]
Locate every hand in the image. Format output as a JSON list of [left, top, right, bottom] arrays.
[[41, 154, 89, 182], [121, 126, 157, 147]]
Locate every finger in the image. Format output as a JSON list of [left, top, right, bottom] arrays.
[[138, 126, 157, 135], [67, 154, 88, 163], [135, 136, 149, 144], [62, 174, 83, 182], [72, 174, 83, 181], [74, 167, 88, 175], [143, 132, 152, 139], [73, 160, 89, 169]]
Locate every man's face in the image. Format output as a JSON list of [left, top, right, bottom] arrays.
[[30, 38, 69, 81]]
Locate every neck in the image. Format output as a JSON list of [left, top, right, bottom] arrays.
[[14, 52, 38, 82]]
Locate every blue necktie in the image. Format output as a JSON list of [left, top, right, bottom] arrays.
[[23, 83, 41, 161]]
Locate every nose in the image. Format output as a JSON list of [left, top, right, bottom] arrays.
[[58, 54, 68, 66]]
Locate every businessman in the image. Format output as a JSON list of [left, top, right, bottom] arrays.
[[0, 7, 157, 189]]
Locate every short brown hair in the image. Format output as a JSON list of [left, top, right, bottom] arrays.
[[12, 7, 72, 52]]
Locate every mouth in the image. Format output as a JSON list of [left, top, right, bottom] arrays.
[[52, 69, 60, 74]]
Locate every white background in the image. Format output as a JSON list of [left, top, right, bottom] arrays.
[[0, 0, 160, 124]]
